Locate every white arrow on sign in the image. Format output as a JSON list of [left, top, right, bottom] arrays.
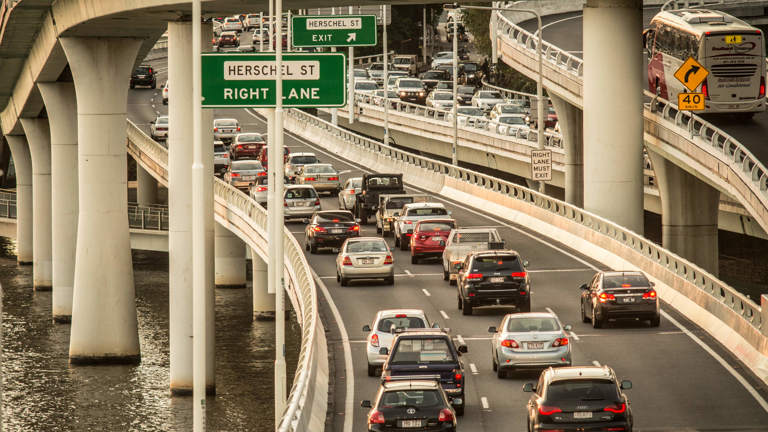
[[346, 33, 357, 43]]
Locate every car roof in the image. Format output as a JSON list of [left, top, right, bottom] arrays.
[[470, 250, 519, 257], [602, 270, 645, 277], [394, 329, 449, 338], [347, 236, 387, 243], [221, 31, 237, 35], [316, 209, 352, 216], [403, 202, 445, 209], [214, 118, 238, 123], [285, 184, 315, 189], [382, 380, 440, 391], [377, 309, 426, 319], [546, 366, 615, 382], [290, 152, 316, 157], [303, 163, 333, 168]]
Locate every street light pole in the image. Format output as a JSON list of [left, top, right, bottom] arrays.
[[382, 5, 390, 146], [451, 12, 458, 166], [349, 5, 356, 125]]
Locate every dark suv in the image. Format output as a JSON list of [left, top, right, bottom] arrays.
[[579, 270, 660, 328], [361, 379, 457, 431], [456, 250, 531, 315], [130, 65, 156, 89], [523, 365, 633, 431], [379, 329, 467, 416], [304, 210, 360, 253]]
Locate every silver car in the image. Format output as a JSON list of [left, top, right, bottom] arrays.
[[213, 118, 241, 143], [361, 309, 435, 376], [295, 163, 341, 195], [283, 185, 320, 220], [213, 140, 230, 175], [248, 176, 269, 206], [150, 115, 168, 141], [489, 312, 573, 378], [338, 177, 362, 210], [393, 202, 450, 250], [471, 90, 506, 112], [224, 160, 265, 193], [284, 152, 319, 181], [335, 237, 394, 286]]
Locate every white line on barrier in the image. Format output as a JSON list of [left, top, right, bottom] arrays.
[[405, 269, 414, 277], [440, 310, 450, 320], [422, 288, 431, 297], [470, 363, 478, 374], [481, 396, 490, 410]]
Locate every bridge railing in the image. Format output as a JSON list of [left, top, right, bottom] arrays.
[[661, 0, 768, 10], [354, 51, 395, 67]]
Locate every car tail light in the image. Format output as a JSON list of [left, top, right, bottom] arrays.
[[237, 145, 244, 150], [384, 255, 393, 265], [603, 428, 626, 431], [313, 226, 327, 232], [454, 372, 462, 381], [328, 176, 339, 181], [347, 189, 355, 194], [231, 172, 240, 177], [759, 76, 765, 98], [403, 220, 412, 224], [222, 153, 228, 158], [370, 333, 379, 347], [368, 410, 385, 424], [552, 337, 569, 347], [342, 256, 352, 266], [148, 67, 153, 74], [255, 186, 267, 192], [348, 225, 360, 232], [510, 272, 526, 278], [236, 126, 241, 131], [257, 172, 267, 176], [314, 199, 321, 206], [538, 405, 562, 416], [466, 273, 483, 280], [500, 339, 519, 348], [604, 403, 626, 414], [305, 177, 316, 181], [702, 79, 708, 98], [598, 292, 615, 303], [283, 201, 288, 207], [642, 290, 657, 299], [438, 408, 454, 422]]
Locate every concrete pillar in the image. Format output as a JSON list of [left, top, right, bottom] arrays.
[[20, 118, 53, 290], [583, 0, 644, 233], [251, 248, 275, 320], [39, 82, 78, 322], [647, 151, 719, 276], [215, 222, 246, 288], [136, 165, 158, 206], [61, 37, 142, 364], [168, 21, 215, 394], [549, 94, 583, 207], [5, 135, 32, 264]]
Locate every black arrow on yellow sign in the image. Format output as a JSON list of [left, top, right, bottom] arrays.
[[684, 65, 700, 83]]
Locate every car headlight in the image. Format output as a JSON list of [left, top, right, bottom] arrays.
[[399, 91, 406, 96]]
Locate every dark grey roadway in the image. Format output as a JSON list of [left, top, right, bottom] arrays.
[[128, 47, 768, 431]]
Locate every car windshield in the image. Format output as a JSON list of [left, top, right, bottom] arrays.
[[393, 58, 411, 64], [367, 176, 401, 188], [458, 86, 475, 94], [506, 317, 560, 332], [380, 390, 442, 409], [546, 379, 620, 402], [356, 82, 378, 90], [305, 165, 335, 174], [478, 91, 502, 99], [156, 117, 168, 125], [354, 70, 368, 77], [433, 93, 452, 100], [422, 71, 444, 79], [417, 221, 455, 232], [284, 188, 317, 199], [436, 82, 452, 90], [391, 338, 454, 364], [215, 119, 238, 127], [603, 274, 650, 288], [472, 255, 523, 272], [452, 231, 493, 243], [370, 63, 384, 70], [457, 107, 483, 116], [346, 240, 388, 253], [435, 52, 452, 59], [237, 134, 264, 142], [213, 144, 227, 153], [316, 211, 354, 222], [500, 105, 526, 114], [375, 90, 399, 98], [377, 316, 426, 332], [462, 63, 478, 72], [499, 116, 526, 125], [290, 155, 319, 165], [399, 80, 422, 88], [407, 207, 448, 217]]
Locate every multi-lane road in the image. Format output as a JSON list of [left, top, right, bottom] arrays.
[[130, 50, 768, 431]]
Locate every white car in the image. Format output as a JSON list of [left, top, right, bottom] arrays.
[[354, 79, 379, 95], [471, 90, 506, 112], [283, 184, 320, 220], [150, 115, 168, 141], [425, 90, 455, 111], [393, 202, 451, 250], [161, 82, 168, 105], [430, 51, 454, 70], [489, 103, 527, 120], [371, 89, 400, 108], [489, 114, 529, 136], [446, 106, 488, 128], [244, 14, 260, 31], [284, 152, 319, 180], [338, 177, 362, 210], [222, 16, 243, 33], [367, 62, 386, 83], [362, 309, 436, 376], [385, 72, 409, 91], [335, 237, 394, 286]]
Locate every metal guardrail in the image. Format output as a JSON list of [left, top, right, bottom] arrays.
[[661, 0, 768, 10], [354, 51, 395, 67]]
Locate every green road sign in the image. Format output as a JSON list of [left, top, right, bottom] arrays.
[[201, 52, 346, 108], [292, 15, 377, 47]]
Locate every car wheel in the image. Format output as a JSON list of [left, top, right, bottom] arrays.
[[454, 405, 464, 417], [457, 295, 462, 310], [336, 271, 340, 282], [443, 269, 449, 281], [151, 82, 156, 89], [449, 277, 456, 286], [592, 306, 603, 329], [399, 236, 408, 251], [305, 241, 310, 251], [162, 100, 167, 105], [367, 363, 377, 377], [130, 83, 135, 89], [518, 300, 531, 313], [492, 353, 497, 371], [385, 276, 394, 285], [394, 236, 400, 247], [461, 298, 473, 316], [650, 314, 661, 327], [376, 225, 382, 235], [497, 365, 506, 379], [411, 255, 419, 265], [581, 300, 590, 323], [340, 276, 349, 287], [309, 241, 318, 254]]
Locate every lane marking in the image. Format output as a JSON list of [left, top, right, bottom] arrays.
[[456, 334, 466, 346], [439, 310, 449, 320], [469, 363, 478, 375], [592, 360, 601, 367], [569, 331, 580, 341], [421, 288, 431, 297], [404, 269, 414, 277], [319, 273, 441, 279], [480, 396, 490, 410], [527, 268, 592, 273]]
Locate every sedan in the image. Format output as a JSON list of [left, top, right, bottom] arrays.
[[213, 140, 230, 175], [362, 309, 434, 376], [248, 176, 268, 206], [425, 91, 454, 111], [489, 103, 527, 120], [456, 85, 476, 106], [304, 210, 360, 253], [284, 185, 321, 220], [361, 380, 457, 432], [489, 312, 572, 379], [213, 118, 241, 143], [490, 114, 529, 136], [353, 68, 369, 80], [230, 132, 265, 160], [336, 237, 394, 286], [355, 79, 380, 95], [224, 160, 266, 193], [430, 51, 453, 70], [471, 90, 506, 112], [338, 177, 362, 210], [150, 115, 169, 141], [218, 31, 239, 48], [580, 270, 660, 328], [410, 219, 456, 264], [446, 106, 487, 128], [284, 152, 319, 181]]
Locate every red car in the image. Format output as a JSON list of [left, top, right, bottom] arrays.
[[410, 219, 457, 264], [258, 145, 291, 171]]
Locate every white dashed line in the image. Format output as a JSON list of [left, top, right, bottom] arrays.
[[405, 269, 414, 277], [421, 288, 431, 297], [456, 335, 466, 346], [480, 396, 490, 410], [469, 363, 478, 375], [439, 310, 449, 320], [592, 360, 601, 367], [569, 330, 580, 341]]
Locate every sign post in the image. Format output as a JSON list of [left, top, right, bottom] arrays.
[[531, 149, 552, 182], [292, 15, 377, 47]]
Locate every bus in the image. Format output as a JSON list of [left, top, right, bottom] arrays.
[[643, 9, 766, 117]]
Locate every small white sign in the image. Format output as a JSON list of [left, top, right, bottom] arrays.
[[223, 61, 320, 80], [306, 17, 362, 30], [531, 149, 552, 181]]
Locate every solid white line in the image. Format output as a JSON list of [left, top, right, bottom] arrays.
[[456, 334, 466, 346], [470, 363, 479, 374], [592, 360, 601, 367], [404, 269, 414, 277], [440, 310, 450, 320], [661, 310, 768, 413], [480, 396, 490, 410], [527, 268, 592, 273], [421, 288, 431, 297]]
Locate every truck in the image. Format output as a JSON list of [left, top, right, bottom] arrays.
[[353, 173, 405, 224], [441, 227, 504, 285], [375, 193, 430, 236], [392, 54, 420, 75]]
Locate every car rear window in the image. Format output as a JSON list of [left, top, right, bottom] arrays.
[[386, 198, 414, 209], [367, 177, 402, 188], [216, 119, 238, 127], [417, 222, 454, 232], [134, 66, 151, 75], [377, 316, 426, 332], [546, 379, 620, 402], [305, 165, 335, 174], [346, 240, 388, 253], [285, 188, 317, 199], [391, 338, 454, 364], [452, 232, 492, 243], [214, 144, 227, 153], [290, 155, 319, 165], [433, 93, 452, 100], [472, 255, 523, 272], [232, 161, 263, 171], [317, 212, 354, 223], [399, 80, 423, 88], [506, 317, 559, 332], [156, 117, 168, 125], [603, 274, 649, 288], [380, 390, 442, 409], [407, 207, 447, 217], [238, 134, 264, 142]]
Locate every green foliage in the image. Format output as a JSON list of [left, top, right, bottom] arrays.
[[356, 5, 443, 57]]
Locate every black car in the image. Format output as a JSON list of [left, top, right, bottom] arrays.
[[524, 366, 633, 432], [379, 329, 467, 416], [459, 62, 480, 86], [456, 85, 476, 106], [419, 70, 450, 91], [361, 379, 457, 432], [457, 250, 531, 315], [304, 210, 360, 253], [130, 65, 156, 89], [580, 270, 660, 328]]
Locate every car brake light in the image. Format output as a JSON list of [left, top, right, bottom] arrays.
[[223, 154, 228, 158], [552, 337, 569, 347], [283, 201, 288, 207], [257, 172, 266, 176], [348, 225, 360, 232], [313, 226, 326, 232], [438, 408, 454, 422], [314, 199, 320, 206], [466, 273, 483, 280], [236, 126, 241, 131], [759, 76, 765, 98], [403, 220, 412, 224], [255, 186, 267, 192], [538, 405, 562, 416], [231, 172, 240, 177], [642, 290, 657, 299], [500, 339, 519, 348], [368, 410, 385, 424], [148, 67, 153, 74], [305, 177, 316, 181], [598, 292, 615, 303], [621, 283, 631, 287], [454, 372, 462, 381], [348, 189, 355, 194], [343, 256, 352, 266], [510, 272, 526, 277], [328, 176, 339, 181], [702, 79, 708, 98], [604, 403, 626, 414], [214, 127, 218, 132], [370, 333, 379, 347], [237, 145, 244, 150], [384, 255, 393, 265]]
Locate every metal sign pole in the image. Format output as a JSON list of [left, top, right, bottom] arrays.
[[269, 0, 274, 49], [259, 12, 264, 52], [382, 5, 389, 146], [452, 10, 458, 166], [349, 6, 356, 125]]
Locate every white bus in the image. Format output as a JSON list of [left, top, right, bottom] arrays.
[[644, 9, 766, 117]]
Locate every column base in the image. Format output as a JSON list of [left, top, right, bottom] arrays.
[[70, 354, 141, 365], [170, 385, 217, 396], [254, 311, 276, 321], [215, 283, 247, 289], [34, 284, 52, 291], [53, 315, 72, 324]]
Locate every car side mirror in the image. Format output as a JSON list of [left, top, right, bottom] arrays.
[[523, 383, 536, 393], [432, 322, 440, 329], [523, 260, 529, 268], [360, 400, 372, 408], [378, 347, 388, 355], [579, 283, 589, 290], [620, 380, 632, 390], [563, 324, 573, 331], [488, 326, 497, 333], [457, 344, 468, 353], [362, 324, 371, 332]]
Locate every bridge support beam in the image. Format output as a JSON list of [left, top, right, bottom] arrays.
[[20, 118, 53, 290], [215, 222, 246, 288], [647, 151, 719, 276], [61, 37, 141, 364], [39, 82, 78, 322], [167, 21, 215, 394], [251, 249, 275, 320], [5, 135, 32, 264], [583, 0, 644, 233], [137, 165, 158, 206], [549, 94, 583, 207]]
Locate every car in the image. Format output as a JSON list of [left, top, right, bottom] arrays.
[[425, 91, 455, 111], [161, 81, 169, 105], [434, 81, 453, 93], [410, 219, 457, 264], [370, 89, 400, 108], [442, 227, 503, 284], [230, 132, 265, 160], [213, 118, 241, 143], [354, 174, 405, 224], [362, 309, 435, 376], [284, 152, 319, 181], [419, 69, 450, 91], [252, 28, 269, 46], [376, 194, 430, 237], [283, 184, 321, 220], [221, 16, 243, 33], [338, 177, 362, 210], [457, 249, 531, 315], [489, 114, 529, 136], [489, 312, 572, 378], [580, 270, 661, 328], [149, 115, 168, 141], [394, 78, 426, 104], [367, 62, 387, 84], [392, 54, 419, 75], [355, 79, 380, 95], [361, 379, 457, 432], [393, 202, 451, 251], [354, 68, 369, 79], [458, 62, 480, 85], [304, 210, 360, 253], [456, 85, 476, 106], [489, 103, 527, 120], [224, 160, 266, 193], [472, 90, 506, 112], [446, 106, 487, 128], [526, 106, 558, 129], [385, 72, 409, 91], [213, 140, 230, 175], [379, 329, 467, 416], [248, 176, 269, 206], [244, 13, 260, 31], [217, 31, 239, 48], [258, 145, 290, 172], [446, 22, 466, 42], [130, 64, 156, 89], [295, 163, 341, 195], [430, 51, 453, 70], [336, 237, 394, 286], [524, 366, 633, 432]]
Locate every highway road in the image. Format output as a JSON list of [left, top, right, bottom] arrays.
[[129, 48, 768, 431]]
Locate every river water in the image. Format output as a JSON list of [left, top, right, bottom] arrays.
[[0, 237, 300, 431]]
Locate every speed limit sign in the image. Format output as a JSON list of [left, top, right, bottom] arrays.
[[678, 92, 705, 111]]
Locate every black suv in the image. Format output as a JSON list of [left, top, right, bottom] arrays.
[[379, 329, 467, 416], [130, 65, 156, 89], [524, 365, 633, 431], [361, 379, 457, 431], [456, 250, 531, 315], [580, 270, 660, 328], [304, 210, 360, 253]]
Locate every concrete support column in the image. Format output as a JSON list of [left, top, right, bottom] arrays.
[[168, 21, 215, 394], [583, 0, 644, 233], [136, 165, 158, 206], [251, 249, 275, 320], [20, 118, 53, 290], [549, 94, 583, 207], [39, 82, 78, 322], [61, 37, 142, 364], [5, 136, 32, 264], [647, 151, 719, 276], [215, 222, 246, 288]]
